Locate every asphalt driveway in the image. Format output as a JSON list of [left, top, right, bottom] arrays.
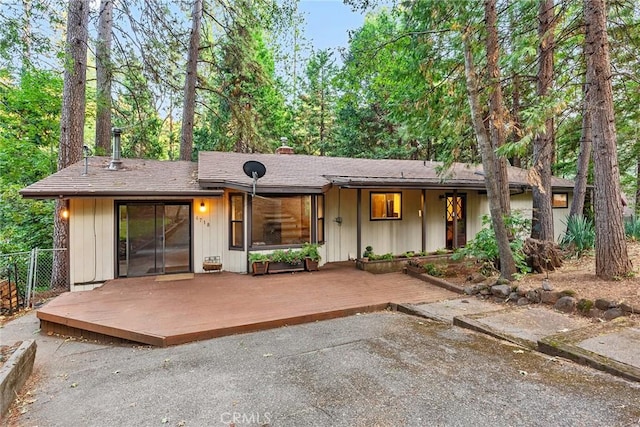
[[4, 311, 640, 426]]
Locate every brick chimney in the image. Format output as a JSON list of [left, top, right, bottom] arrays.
[[276, 145, 295, 155], [275, 137, 294, 155]]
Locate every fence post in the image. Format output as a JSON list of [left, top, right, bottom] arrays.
[[26, 248, 36, 308]]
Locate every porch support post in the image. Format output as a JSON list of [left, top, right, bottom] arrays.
[[453, 189, 459, 249], [422, 189, 427, 252], [357, 189, 362, 259]]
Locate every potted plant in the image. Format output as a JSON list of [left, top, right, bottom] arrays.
[[301, 243, 321, 271], [248, 252, 270, 276]]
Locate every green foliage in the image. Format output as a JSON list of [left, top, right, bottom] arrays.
[[363, 246, 374, 258], [248, 252, 270, 264], [453, 212, 531, 274], [269, 249, 304, 265], [300, 243, 321, 261], [560, 215, 595, 256], [0, 69, 61, 253], [369, 253, 394, 261], [625, 216, 640, 241], [423, 263, 445, 277], [0, 185, 54, 253]]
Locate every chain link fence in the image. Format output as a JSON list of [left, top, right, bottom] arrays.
[[0, 248, 67, 314]]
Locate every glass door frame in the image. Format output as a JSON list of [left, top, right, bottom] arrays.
[[115, 200, 193, 278]]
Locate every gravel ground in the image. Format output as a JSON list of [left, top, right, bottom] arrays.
[[4, 311, 640, 427]]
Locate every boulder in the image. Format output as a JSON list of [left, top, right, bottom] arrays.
[[491, 284, 511, 298], [604, 307, 625, 321], [595, 298, 615, 311], [540, 291, 562, 305], [554, 296, 577, 313]]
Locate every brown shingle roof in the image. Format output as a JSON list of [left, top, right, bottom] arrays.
[[21, 152, 576, 199], [198, 151, 576, 193], [20, 157, 223, 198]]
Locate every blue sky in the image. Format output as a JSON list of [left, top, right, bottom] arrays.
[[298, 0, 366, 50]]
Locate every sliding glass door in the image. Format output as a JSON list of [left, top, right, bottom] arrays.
[[118, 202, 191, 277]]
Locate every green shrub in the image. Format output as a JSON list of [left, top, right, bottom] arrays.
[[561, 214, 595, 256], [625, 216, 640, 241], [423, 263, 445, 277], [452, 212, 530, 274]]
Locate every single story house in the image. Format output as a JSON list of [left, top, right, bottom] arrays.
[[20, 147, 575, 291]]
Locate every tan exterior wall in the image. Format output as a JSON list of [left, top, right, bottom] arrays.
[[69, 198, 115, 290], [67, 188, 573, 289], [194, 192, 247, 274]]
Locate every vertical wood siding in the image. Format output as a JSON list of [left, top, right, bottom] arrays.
[[69, 198, 114, 289]]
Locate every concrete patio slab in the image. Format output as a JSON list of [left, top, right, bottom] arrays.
[[539, 317, 640, 382], [397, 297, 504, 323], [453, 306, 591, 349]]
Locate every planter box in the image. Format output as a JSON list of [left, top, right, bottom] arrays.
[[357, 254, 451, 274], [252, 261, 269, 276], [305, 258, 319, 272], [268, 261, 305, 274]]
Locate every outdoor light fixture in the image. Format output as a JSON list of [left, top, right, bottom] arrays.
[[199, 201, 206, 213], [61, 209, 69, 219]]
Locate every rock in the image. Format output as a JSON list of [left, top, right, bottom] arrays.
[[463, 286, 477, 295], [541, 279, 553, 291], [516, 297, 529, 306], [491, 284, 511, 298], [526, 289, 542, 304], [619, 303, 638, 314], [554, 296, 577, 313], [588, 308, 605, 319], [495, 278, 511, 287], [595, 299, 615, 311], [480, 289, 491, 296], [467, 273, 487, 284], [517, 288, 528, 297], [540, 291, 561, 305], [604, 307, 625, 320], [508, 292, 519, 302]]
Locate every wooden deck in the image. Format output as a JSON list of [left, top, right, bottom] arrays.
[[37, 263, 459, 346]]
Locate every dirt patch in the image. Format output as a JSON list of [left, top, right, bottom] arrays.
[[444, 241, 640, 310]]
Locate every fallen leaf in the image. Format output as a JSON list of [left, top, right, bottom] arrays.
[[513, 350, 524, 354], [263, 353, 273, 357], [70, 382, 78, 388], [518, 370, 528, 376], [162, 417, 168, 423]]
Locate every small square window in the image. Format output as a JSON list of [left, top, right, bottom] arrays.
[[370, 192, 402, 220], [552, 193, 568, 208]]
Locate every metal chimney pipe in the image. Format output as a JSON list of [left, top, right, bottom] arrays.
[[108, 128, 122, 170]]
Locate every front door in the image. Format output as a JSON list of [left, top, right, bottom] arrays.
[[117, 202, 191, 277], [445, 193, 466, 249]]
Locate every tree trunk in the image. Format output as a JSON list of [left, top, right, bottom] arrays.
[[636, 158, 640, 217], [95, 0, 113, 155], [584, 0, 632, 279], [570, 87, 592, 218], [21, 0, 32, 70], [180, 0, 202, 161], [531, 0, 556, 241], [52, 0, 89, 290], [484, 0, 510, 217], [463, 36, 517, 281]]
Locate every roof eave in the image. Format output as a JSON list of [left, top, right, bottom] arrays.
[[19, 189, 224, 199]]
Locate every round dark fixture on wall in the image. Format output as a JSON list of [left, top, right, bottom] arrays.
[[243, 160, 267, 197]]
